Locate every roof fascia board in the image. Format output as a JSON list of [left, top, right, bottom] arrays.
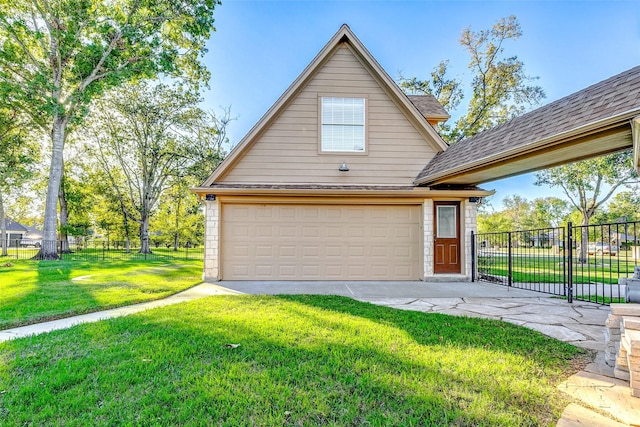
[[191, 186, 494, 198], [415, 108, 640, 185], [202, 24, 448, 186]]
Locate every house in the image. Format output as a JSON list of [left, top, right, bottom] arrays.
[[194, 25, 640, 283], [3, 219, 28, 247], [193, 25, 491, 281]]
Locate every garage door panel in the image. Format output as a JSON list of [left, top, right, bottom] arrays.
[[222, 204, 421, 280]]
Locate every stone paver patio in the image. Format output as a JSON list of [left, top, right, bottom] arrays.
[[360, 296, 611, 351]]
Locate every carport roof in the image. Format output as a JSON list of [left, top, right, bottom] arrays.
[[416, 65, 640, 186]]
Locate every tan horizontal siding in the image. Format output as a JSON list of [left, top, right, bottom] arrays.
[[220, 44, 437, 186]]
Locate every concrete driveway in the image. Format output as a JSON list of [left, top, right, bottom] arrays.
[[217, 280, 559, 299]]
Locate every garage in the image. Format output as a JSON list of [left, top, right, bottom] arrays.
[[221, 204, 422, 280]]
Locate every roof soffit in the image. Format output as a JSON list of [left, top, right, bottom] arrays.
[[201, 24, 448, 187]]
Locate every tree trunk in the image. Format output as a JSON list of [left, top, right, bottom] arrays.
[[0, 190, 7, 257], [35, 116, 66, 259], [139, 215, 151, 254], [578, 216, 590, 264], [58, 171, 71, 253], [117, 199, 131, 253], [173, 196, 180, 251]]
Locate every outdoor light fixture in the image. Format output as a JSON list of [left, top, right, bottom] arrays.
[[338, 161, 349, 172], [468, 197, 481, 203]]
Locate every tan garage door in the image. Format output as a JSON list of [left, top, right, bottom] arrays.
[[221, 204, 421, 280]]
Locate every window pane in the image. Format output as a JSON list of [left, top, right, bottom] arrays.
[[437, 206, 456, 238], [321, 97, 365, 152]]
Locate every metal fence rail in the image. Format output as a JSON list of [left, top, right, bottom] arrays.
[[473, 220, 640, 304], [474, 226, 568, 297], [0, 240, 203, 261]]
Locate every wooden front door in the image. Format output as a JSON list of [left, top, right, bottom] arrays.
[[434, 202, 461, 274]]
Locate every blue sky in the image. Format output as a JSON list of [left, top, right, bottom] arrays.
[[200, 0, 640, 208]]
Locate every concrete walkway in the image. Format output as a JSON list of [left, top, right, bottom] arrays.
[[0, 283, 241, 342], [1, 280, 638, 425]]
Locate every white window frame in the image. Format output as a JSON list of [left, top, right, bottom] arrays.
[[319, 96, 367, 153], [436, 205, 457, 238]]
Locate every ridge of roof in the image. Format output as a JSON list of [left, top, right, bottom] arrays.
[[200, 24, 449, 186], [415, 65, 640, 185]]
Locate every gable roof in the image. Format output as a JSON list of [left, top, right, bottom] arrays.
[[407, 95, 449, 122], [201, 24, 448, 187], [416, 65, 640, 186], [4, 219, 28, 232]]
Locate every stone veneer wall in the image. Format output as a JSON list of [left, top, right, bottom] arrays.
[[203, 199, 220, 281], [423, 199, 434, 278], [464, 200, 478, 280]]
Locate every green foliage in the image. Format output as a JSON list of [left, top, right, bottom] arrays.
[[0, 108, 37, 191], [0, 295, 585, 425], [399, 60, 464, 113], [535, 151, 638, 226], [0, 0, 221, 257], [60, 171, 95, 237], [82, 81, 228, 252], [478, 195, 571, 234], [0, 107, 39, 255], [0, 0, 221, 128], [149, 180, 204, 248], [399, 16, 544, 144], [592, 190, 640, 224]]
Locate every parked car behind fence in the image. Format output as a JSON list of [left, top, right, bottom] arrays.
[[587, 242, 618, 256], [19, 239, 42, 248]]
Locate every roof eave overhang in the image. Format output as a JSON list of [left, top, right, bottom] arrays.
[[415, 108, 640, 186], [191, 186, 494, 199]]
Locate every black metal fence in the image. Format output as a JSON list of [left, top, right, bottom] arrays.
[[473, 221, 640, 304], [0, 239, 204, 261]]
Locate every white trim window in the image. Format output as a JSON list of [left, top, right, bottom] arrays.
[[321, 97, 365, 152]]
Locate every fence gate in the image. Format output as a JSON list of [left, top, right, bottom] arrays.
[[473, 220, 640, 304]]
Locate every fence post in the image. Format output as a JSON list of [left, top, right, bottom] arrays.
[[508, 232, 512, 287], [567, 222, 573, 303], [471, 231, 476, 282]]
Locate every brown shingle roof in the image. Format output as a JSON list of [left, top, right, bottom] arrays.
[[407, 95, 449, 119], [416, 65, 640, 184]]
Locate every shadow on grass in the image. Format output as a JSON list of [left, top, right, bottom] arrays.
[[0, 259, 200, 329], [0, 295, 585, 426], [274, 294, 587, 368], [0, 260, 100, 329]]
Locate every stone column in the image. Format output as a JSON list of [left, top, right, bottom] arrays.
[[203, 199, 220, 281], [463, 200, 478, 280], [423, 199, 434, 279]]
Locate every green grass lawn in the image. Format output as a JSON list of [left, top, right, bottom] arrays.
[[479, 252, 638, 285], [0, 295, 588, 426], [0, 259, 203, 329]]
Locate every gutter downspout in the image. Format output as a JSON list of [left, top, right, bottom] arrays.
[[632, 116, 640, 173]]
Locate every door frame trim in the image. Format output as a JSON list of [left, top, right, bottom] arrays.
[[433, 201, 461, 274]]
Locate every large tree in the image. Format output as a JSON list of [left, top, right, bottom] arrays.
[[84, 82, 226, 254], [399, 15, 544, 144], [0, 0, 220, 259], [535, 150, 638, 261]]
